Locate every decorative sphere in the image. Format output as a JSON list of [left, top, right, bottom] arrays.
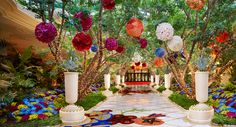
[[155, 48, 166, 58], [167, 36, 183, 52], [186, 0, 205, 11], [105, 38, 118, 51], [156, 22, 174, 41], [74, 12, 93, 31], [154, 58, 164, 67], [139, 38, 148, 49], [135, 62, 141, 66], [142, 62, 147, 68], [102, 0, 115, 10], [116, 45, 125, 53], [91, 45, 98, 52], [72, 32, 92, 52], [126, 18, 144, 38], [35, 22, 57, 43]]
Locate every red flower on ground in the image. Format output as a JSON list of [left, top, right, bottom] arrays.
[[72, 32, 93, 52], [74, 12, 93, 31], [216, 31, 230, 43], [226, 112, 236, 118], [102, 0, 115, 10], [139, 38, 148, 49], [21, 115, 29, 122], [38, 114, 48, 119], [35, 22, 57, 43], [116, 45, 125, 53]]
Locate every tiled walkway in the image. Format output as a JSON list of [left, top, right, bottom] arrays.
[[89, 93, 217, 127]]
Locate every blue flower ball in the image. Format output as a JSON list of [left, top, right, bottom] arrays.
[[155, 48, 166, 58], [91, 45, 98, 52]]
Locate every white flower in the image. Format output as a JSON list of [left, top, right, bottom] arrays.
[[167, 36, 183, 52], [156, 22, 174, 41]]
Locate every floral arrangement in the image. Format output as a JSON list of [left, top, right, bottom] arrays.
[[102, 0, 116, 10], [126, 18, 144, 38], [216, 31, 230, 43], [35, 22, 57, 43], [74, 12, 93, 32], [195, 53, 209, 71], [156, 22, 174, 41], [139, 38, 148, 49], [105, 38, 118, 51], [72, 32, 93, 52], [186, 0, 205, 11]]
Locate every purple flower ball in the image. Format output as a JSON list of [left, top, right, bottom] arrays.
[[35, 22, 57, 43], [105, 38, 118, 51]]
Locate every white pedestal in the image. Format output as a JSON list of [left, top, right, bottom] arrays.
[[163, 74, 172, 96], [103, 74, 113, 97], [102, 89, 113, 97]]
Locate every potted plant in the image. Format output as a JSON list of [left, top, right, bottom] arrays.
[[187, 53, 214, 123], [59, 55, 88, 125]]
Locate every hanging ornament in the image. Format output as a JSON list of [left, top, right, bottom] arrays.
[[135, 62, 141, 66], [105, 38, 118, 51], [186, 0, 205, 11], [116, 45, 125, 53], [102, 0, 115, 10], [155, 48, 166, 58], [216, 31, 230, 43], [72, 32, 92, 52], [154, 58, 164, 67], [167, 36, 183, 52], [74, 12, 93, 31], [35, 22, 57, 43], [139, 38, 148, 49], [126, 18, 144, 38], [156, 22, 174, 41], [90, 44, 98, 52]]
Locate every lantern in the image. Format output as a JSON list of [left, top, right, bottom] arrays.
[[72, 32, 92, 52], [216, 31, 230, 43], [155, 48, 166, 58], [102, 0, 115, 10], [74, 12, 93, 32], [126, 18, 144, 38], [105, 38, 118, 51], [156, 22, 174, 41], [186, 0, 205, 11], [139, 38, 148, 49], [167, 36, 183, 52], [35, 22, 57, 43], [154, 58, 164, 68]]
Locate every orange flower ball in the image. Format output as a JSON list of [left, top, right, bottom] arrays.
[[186, 0, 205, 11], [154, 58, 164, 68], [126, 18, 144, 38]]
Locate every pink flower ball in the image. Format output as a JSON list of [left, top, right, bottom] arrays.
[[105, 38, 118, 51], [74, 12, 93, 31], [139, 38, 148, 49], [35, 22, 57, 43]]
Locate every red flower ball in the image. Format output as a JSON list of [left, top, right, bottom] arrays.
[[21, 115, 29, 122], [102, 0, 115, 10], [72, 32, 93, 52], [186, 0, 205, 11], [131, 65, 135, 70], [135, 62, 141, 66], [38, 114, 48, 119], [35, 22, 57, 43], [74, 12, 93, 31], [105, 38, 118, 51], [142, 62, 147, 68], [126, 18, 144, 38], [216, 31, 230, 43], [116, 45, 125, 53], [154, 58, 164, 67], [139, 38, 148, 49]]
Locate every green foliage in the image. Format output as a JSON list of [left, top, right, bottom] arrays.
[[169, 92, 198, 110], [212, 113, 236, 125], [156, 85, 166, 93], [223, 82, 236, 92], [110, 85, 119, 93]]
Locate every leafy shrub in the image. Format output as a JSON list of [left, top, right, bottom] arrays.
[[157, 85, 166, 93], [224, 82, 236, 92], [212, 113, 236, 125]]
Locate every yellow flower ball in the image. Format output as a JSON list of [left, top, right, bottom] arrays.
[[11, 102, 17, 106], [29, 114, 38, 120], [44, 112, 53, 116], [18, 104, 28, 109], [15, 116, 22, 122]]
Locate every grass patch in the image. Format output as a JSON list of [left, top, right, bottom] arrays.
[[156, 85, 166, 93], [110, 86, 119, 93], [77, 92, 106, 110], [168, 92, 198, 110], [212, 113, 236, 125]]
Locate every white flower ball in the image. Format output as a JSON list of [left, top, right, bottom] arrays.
[[156, 22, 174, 41], [167, 36, 183, 52]]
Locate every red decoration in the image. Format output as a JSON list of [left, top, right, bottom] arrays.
[[21, 115, 29, 122], [154, 58, 164, 67], [74, 12, 93, 31], [142, 62, 147, 68], [38, 114, 48, 119], [131, 65, 135, 70], [35, 22, 57, 43], [135, 62, 141, 66], [105, 38, 118, 51], [139, 38, 148, 49], [216, 31, 230, 43], [186, 0, 205, 11], [126, 18, 144, 38], [102, 0, 115, 10], [116, 45, 125, 53], [72, 32, 93, 52]]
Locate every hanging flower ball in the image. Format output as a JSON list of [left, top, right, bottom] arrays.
[[116, 45, 125, 53], [131, 65, 135, 70], [139, 38, 148, 49], [102, 0, 115, 10], [105, 38, 118, 51], [72, 32, 93, 52], [186, 0, 205, 11], [35, 22, 57, 43], [142, 62, 147, 68], [74, 12, 93, 31], [126, 18, 144, 38], [154, 58, 164, 67], [167, 36, 183, 52], [135, 62, 141, 66], [91, 44, 98, 52], [216, 31, 230, 43], [155, 48, 166, 58], [156, 22, 174, 41]]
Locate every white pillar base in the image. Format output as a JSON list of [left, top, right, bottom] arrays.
[[102, 90, 113, 97], [162, 89, 173, 97], [115, 85, 122, 90], [187, 103, 214, 124], [59, 105, 89, 126]]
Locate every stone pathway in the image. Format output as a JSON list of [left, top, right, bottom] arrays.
[[88, 92, 218, 127]]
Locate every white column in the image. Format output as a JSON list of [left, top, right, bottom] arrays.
[[164, 74, 171, 89], [104, 74, 111, 90]]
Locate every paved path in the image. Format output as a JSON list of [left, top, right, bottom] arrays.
[[90, 93, 216, 127]]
